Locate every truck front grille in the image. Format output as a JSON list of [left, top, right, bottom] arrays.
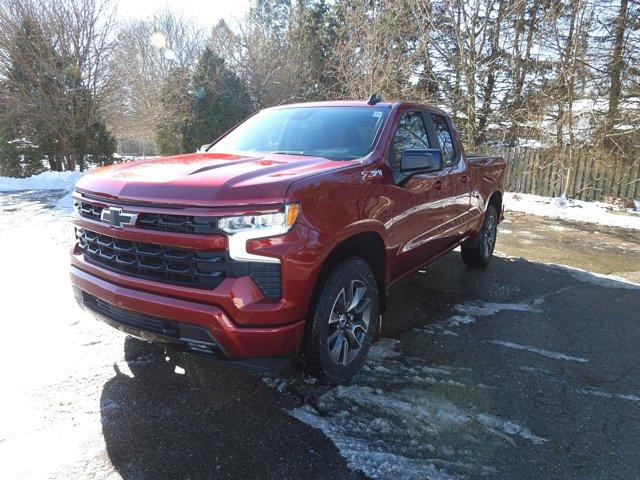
[[76, 227, 225, 289], [75, 201, 218, 235], [77, 201, 102, 220]]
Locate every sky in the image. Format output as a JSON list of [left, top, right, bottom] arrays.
[[115, 0, 251, 29]]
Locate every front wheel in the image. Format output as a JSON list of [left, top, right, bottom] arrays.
[[301, 258, 379, 384], [461, 204, 498, 268]]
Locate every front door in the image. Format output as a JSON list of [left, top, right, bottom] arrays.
[[386, 110, 450, 277]]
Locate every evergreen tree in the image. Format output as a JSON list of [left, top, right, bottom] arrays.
[[0, 132, 22, 177], [156, 68, 191, 156], [182, 47, 252, 152], [82, 120, 117, 169]]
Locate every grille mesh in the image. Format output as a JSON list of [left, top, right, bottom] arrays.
[[76, 227, 225, 289], [137, 213, 218, 234]]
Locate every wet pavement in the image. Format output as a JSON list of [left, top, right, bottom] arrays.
[[496, 212, 640, 283], [1, 189, 639, 479]]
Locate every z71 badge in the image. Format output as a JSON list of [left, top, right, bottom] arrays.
[[361, 169, 383, 180]]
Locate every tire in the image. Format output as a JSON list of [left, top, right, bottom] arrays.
[[461, 204, 498, 268], [301, 258, 379, 385]]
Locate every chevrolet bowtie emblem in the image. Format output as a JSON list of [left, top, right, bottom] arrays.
[[100, 207, 138, 229]]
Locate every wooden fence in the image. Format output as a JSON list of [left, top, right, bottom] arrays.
[[485, 147, 640, 200]]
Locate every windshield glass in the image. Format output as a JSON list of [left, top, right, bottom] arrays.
[[208, 106, 389, 160]]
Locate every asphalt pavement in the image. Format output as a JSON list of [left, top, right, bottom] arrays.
[[1, 189, 639, 479]]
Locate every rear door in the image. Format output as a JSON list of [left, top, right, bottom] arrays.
[[429, 112, 472, 241]]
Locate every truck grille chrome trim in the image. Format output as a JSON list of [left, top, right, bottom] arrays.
[[74, 201, 219, 235]]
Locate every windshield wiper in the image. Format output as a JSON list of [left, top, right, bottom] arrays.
[[270, 151, 308, 156]]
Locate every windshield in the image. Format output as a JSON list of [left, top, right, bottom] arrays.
[[208, 106, 389, 160]]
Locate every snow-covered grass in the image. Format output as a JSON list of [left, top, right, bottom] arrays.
[[505, 192, 640, 230], [0, 170, 83, 192]]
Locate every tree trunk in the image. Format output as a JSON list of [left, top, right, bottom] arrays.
[[476, 0, 505, 146], [508, 2, 538, 146], [606, 0, 629, 149]]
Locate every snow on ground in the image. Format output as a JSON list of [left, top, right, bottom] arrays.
[[454, 302, 540, 317], [0, 171, 84, 214], [576, 388, 640, 403], [289, 337, 546, 480], [0, 189, 127, 479], [505, 192, 640, 230], [488, 340, 588, 363], [284, 291, 640, 478], [285, 299, 561, 479], [0, 170, 83, 191]]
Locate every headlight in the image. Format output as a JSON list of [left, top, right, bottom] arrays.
[[218, 203, 300, 235]]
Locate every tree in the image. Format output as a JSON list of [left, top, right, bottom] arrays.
[[155, 68, 191, 155], [181, 47, 253, 152], [110, 9, 204, 144], [0, 0, 117, 171], [0, 133, 22, 177], [210, 2, 330, 108]]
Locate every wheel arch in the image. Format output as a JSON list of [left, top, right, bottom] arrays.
[[487, 190, 503, 218], [312, 230, 387, 314]]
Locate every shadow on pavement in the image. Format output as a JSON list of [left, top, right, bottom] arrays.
[[100, 336, 362, 479]]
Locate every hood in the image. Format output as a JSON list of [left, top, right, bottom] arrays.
[[75, 152, 346, 207]]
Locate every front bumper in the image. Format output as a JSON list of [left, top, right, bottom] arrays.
[[71, 266, 305, 372]]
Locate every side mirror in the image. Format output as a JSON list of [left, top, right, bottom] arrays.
[[394, 148, 443, 184], [400, 149, 443, 173]]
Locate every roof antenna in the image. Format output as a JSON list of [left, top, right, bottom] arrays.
[[367, 93, 381, 105]]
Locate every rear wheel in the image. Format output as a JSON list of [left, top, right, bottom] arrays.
[[461, 204, 498, 268], [301, 258, 379, 384]]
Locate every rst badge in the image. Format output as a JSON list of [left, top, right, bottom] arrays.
[[100, 207, 138, 229]]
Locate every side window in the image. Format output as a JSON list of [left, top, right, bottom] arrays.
[[432, 114, 456, 164], [389, 111, 430, 169]]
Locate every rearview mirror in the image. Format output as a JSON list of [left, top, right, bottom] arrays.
[[400, 149, 443, 174]]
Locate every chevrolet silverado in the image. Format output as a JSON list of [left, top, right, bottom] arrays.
[[70, 99, 506, 384]]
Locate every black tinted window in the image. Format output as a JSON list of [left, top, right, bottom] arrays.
[[389, 111, 430, 169], [432, 114, 455, 164]]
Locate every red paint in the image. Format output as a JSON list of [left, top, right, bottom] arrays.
[[70, 100, 505, 364]]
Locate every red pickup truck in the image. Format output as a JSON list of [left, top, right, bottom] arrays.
[[70, 99, 505, 383]]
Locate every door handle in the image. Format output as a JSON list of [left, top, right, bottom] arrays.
[[460, 175, 469, 183], [433, 180, 444, 190]]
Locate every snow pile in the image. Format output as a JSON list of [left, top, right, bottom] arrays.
[[505, 192, 640, 230], [0, 170, 83, 192]]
